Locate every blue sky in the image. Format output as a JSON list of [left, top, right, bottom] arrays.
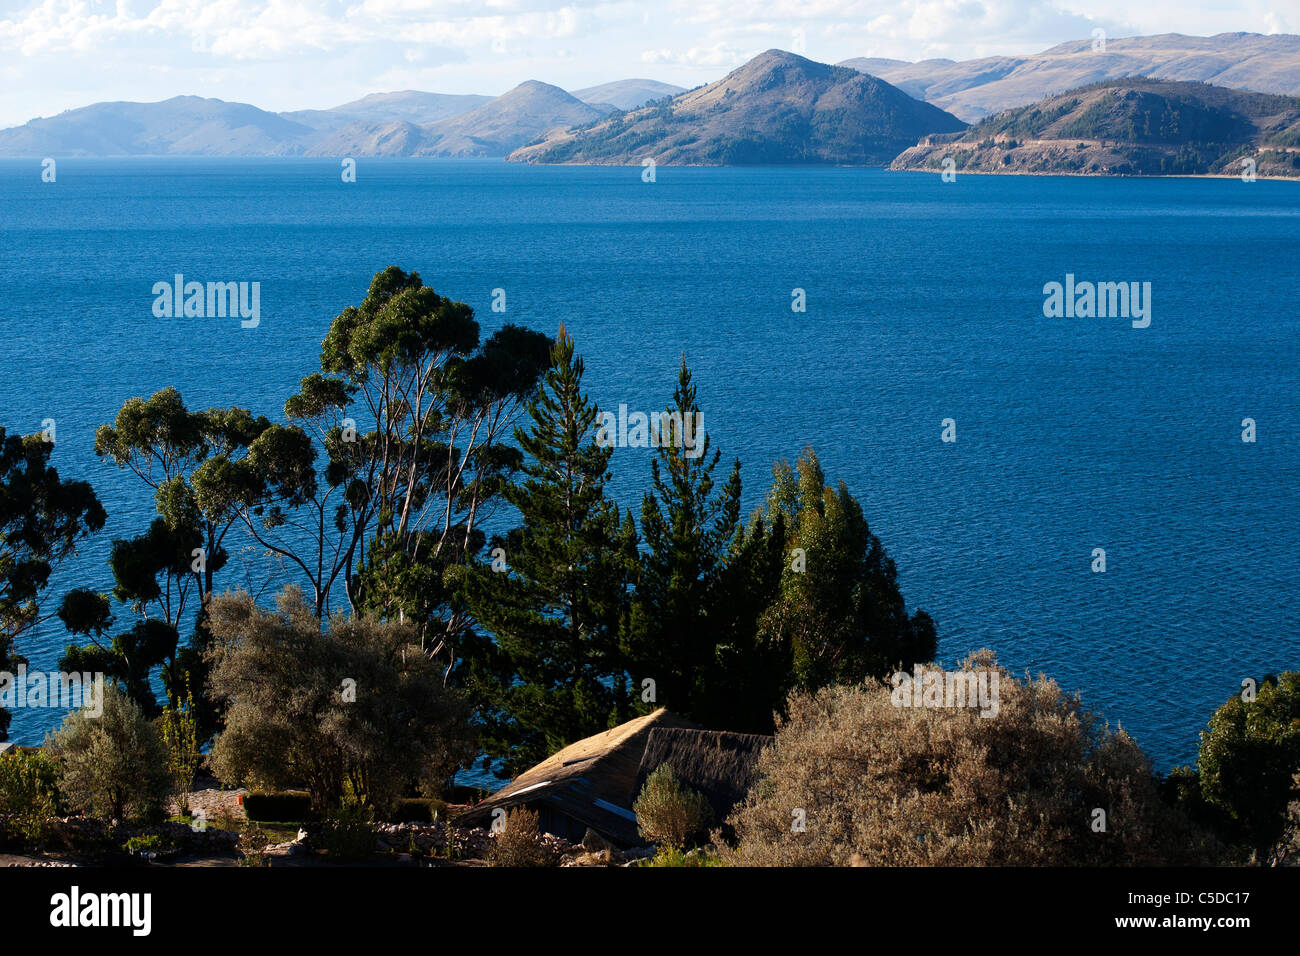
[[0, 0, 1295, 127]]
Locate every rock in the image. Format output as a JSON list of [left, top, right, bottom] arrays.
[[580, 828, 612, 853]]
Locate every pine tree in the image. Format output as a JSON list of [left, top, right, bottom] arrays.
[[463, 327, 631, 775], [627, 357, 744, 725]]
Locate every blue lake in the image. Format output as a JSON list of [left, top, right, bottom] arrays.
[[1, 158, 1297, 776]]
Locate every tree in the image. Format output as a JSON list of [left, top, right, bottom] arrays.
[[45, 683, 170, 822], [292, 268, 551, 673], [1196, 672, 1300, 856], [462, 326, 634, 774], [720, 652, 1219, 866], [206, 588, 476, 815], [160, 678, 201, 816], [626, 358, 743, 725], [88, 388, 269, 728], [756, 446, 937, 689], [0, 425, 106, 740]]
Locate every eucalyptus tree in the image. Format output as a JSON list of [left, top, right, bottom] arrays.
[[0, 425, 106, 740], [288, 267, 552, 674]]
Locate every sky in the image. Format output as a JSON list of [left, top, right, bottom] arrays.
[[0, 0, 1296, 127]]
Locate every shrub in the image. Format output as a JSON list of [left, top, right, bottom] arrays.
[[634, 764, 712, 849], [319, 804, 375, 863], [242, 791, 313, 822], [207, 588, 476, 816], [641, 845, 725, 867], [488, 807, 555, 867], [0, 750, 60, 845], [721, 651, 1219, 866], [45, 683, 170, 823], [159, 680, 202, 815], [237, 821, 272, 867], [1197, 672, 1300, 855]]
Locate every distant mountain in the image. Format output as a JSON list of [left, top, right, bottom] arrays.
[[0, 96, 314, 156], [281, 91, 492, 132], [306, 80, 610, 157], [509, 50, 966, 165], [843, 32, 1300, 122], [890, 78, 1300, 178], [572, 79, 686, 110]]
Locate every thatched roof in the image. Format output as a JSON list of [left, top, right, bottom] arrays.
[[635, 728, 772, 830], [456, 708, 699, 845]]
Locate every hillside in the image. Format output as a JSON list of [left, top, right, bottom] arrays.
[[281, 91, 492, 132], [0, 96, 315, 156], [572, 79, 686, 110], [509, 50, 966, 166], [890, 78, 1300, 178], [309, 81, 610, 157], [843, 32, 1300, 122]]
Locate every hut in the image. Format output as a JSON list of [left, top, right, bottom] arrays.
[[634, 728, 771, 838], [456, 708, 699, 846]]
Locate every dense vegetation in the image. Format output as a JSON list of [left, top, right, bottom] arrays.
[[0, 265, 1295, 867]]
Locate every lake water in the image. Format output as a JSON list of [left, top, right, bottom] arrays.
[[1, 158, 1297, 777]]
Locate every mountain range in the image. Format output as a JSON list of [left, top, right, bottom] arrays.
[[0, 78, 683, 158], [843, 32, 1300, 122], [509, 50, 965, 165], [1, 33, 1299, 175]]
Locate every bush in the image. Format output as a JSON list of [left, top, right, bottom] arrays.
[[0, 750, 60, 845], [242, 791, 313, 822], [633, 764, 712, 849], [45, 683, 170, 823], [1197, 672, 1300, 855], [207, 588, 476, 815], [319, 804, 375, 863], [488, 807, 555, 867], [237, 821, 272, 867], [641, 845, 725, 867], [721, 651, 1219, 866]]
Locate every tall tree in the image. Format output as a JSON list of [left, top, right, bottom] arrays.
[[75, 388, 269, 727], [626, 358, 743, 725], [0, 426, 106, 740], [756, 446, 937, 689], [463, 326, 635, 775], [301, 267, 551, 674]]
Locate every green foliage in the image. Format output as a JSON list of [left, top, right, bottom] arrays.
[[0, 425, 106, 739], [641, 844, 725, 867], [755, 447, 937, 690], [45, 683, 171, 822], [626, 358, 745, 725], [159, 678, 201, 813], [206, 587, 476, 816], [1197, 672, 1300, 854], [320, 803, 375, 862], [634, 763, 712, 849], [0, 750, 61, 845], [463, 326, 635, 774]]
